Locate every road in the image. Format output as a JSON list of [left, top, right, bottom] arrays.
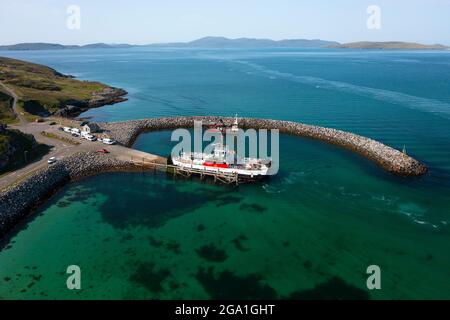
[[0, 81, 26, 126]]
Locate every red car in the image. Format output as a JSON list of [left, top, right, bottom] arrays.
[[96, 149, 110, 154]]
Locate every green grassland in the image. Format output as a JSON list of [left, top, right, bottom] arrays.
[[0, 57, 109, 121]]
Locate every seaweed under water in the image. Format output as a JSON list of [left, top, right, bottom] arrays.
[[129, 262, 171, 294], [196, 244, 229, 262], [195, 267, 277, 300], [286, 277, 370, 300]]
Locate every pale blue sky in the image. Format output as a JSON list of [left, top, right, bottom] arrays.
[[1, 0, 449, 45]]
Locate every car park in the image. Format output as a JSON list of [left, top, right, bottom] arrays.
[[70, 128, 81, 135]]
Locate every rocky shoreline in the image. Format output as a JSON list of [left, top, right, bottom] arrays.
[[96, 116, 428, 176], [0, 152, 139, 238], [53, 87, 128, 117]]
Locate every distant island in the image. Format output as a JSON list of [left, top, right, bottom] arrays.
[[146, 36, 339, 48], [0, 37, 338, 50], [330, 41, 449, 50], [0, 43, 133, 51], [1, 38, 448, 51]]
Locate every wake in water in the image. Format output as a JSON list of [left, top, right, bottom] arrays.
[[232, 60, 450, 120]]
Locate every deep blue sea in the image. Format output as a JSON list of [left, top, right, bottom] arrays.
[[0, 47, 449, 299]]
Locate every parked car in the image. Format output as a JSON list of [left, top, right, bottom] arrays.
[[71, 132, 81, 137], [96, 149, 110, 154], [102, 138, 116, 145], [58, 127, 64, 131], [63, 127, 72, 133], [85, 134, 97, 141], [47, 157, 57, 164], [70, 128, 81, 135]]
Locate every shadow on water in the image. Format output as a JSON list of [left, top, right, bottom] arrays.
[[96, 174, 238, 229], [231, 234, 249, 252], [196, 267, 277, 300], [286, 277, 370, 300], [239, 203, 267, 214], [195, 266, 370, 300], [129, 262, 171, 294], [196, 244, 228, 262]]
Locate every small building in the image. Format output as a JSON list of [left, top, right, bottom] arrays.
[[82, 123, 101, 134]]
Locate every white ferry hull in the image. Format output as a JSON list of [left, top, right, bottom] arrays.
[[171, 158, 270, 178]]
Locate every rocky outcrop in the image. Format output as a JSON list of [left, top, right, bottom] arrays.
[[53, 87, 127, 117], [0, 152, 138, 237], [95, 116, 428, 176], [88, 87, 128, 108]]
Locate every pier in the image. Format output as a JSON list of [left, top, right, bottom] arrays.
[[97, 116, 428, 177], [130, 159, 241, 185]]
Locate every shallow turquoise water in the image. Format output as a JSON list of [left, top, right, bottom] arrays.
[[0, 48, 449, 299]]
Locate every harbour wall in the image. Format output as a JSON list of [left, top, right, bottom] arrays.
[[97, 116, 428, 177]]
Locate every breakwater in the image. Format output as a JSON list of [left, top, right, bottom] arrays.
[[96, 116, 428, 176], [0, 152, 138, 238]]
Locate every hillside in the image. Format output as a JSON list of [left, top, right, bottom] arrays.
[[0, 37, 339, 51], [0, 43, 132, 51], [0, 57, 127, 122], [147, 36, 339, 48], [0, 125, 50, 174], [331, 41, 449, 50]]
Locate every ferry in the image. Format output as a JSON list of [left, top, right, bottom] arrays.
[[171, 143, 271, 178], [171, 116, 272, 179]]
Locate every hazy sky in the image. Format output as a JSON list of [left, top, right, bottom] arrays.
[[1, 0, 449, 45]]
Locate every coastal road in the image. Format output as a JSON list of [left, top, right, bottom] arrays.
[[0, 81, 27, 126]]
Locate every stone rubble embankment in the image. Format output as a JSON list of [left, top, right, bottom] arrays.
[[96, 116, 427, 176]]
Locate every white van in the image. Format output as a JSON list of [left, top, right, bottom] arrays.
[[84, 134, 97, 141], [102, 138, 116, 145]]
